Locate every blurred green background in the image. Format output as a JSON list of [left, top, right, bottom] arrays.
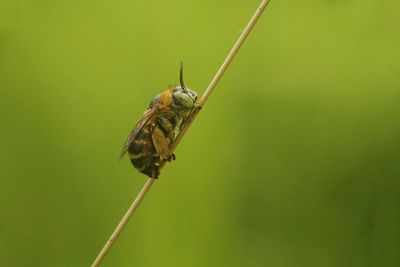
[[1, 0, 400, 266]]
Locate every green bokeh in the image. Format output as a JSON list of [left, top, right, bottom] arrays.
[[1, 1, 399, 266]]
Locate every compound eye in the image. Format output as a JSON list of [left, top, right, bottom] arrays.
[[173, 92, 194, 109]]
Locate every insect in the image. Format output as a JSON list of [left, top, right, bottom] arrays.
[[120, 62, 198, 179]]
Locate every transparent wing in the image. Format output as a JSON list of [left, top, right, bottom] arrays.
[[119, 108, 157, 159]]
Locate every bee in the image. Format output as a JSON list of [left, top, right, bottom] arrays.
[[120, 62, 198, 179]]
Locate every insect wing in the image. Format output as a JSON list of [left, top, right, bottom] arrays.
[[119, 107, 157, 159]]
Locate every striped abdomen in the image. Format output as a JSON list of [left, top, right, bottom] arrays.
[[128, 124, 162, 179]]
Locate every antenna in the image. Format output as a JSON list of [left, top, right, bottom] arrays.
[[179, 60, 188, 92]]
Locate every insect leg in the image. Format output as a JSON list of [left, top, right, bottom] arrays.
[[151, 126, 174, 161]]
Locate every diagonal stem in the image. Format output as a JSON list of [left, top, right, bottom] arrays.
[[172, 0, 271, 150], [91, 178, 155, 267], [91, 1, 271, 266]]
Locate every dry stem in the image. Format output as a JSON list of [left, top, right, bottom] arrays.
[[91, 1, 271, 266], [91, 179, 155, 267]]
